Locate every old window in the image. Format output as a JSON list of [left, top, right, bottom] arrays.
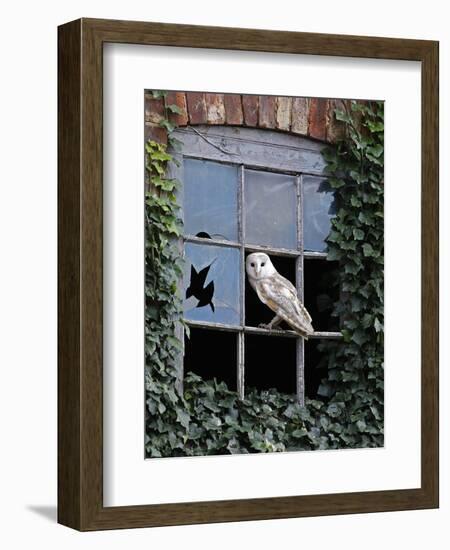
[[170, 126, 341, 404]]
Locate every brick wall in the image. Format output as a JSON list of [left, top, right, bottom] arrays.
[[145, 92, 349, 145]]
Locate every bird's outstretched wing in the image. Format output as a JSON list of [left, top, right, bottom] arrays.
[[257, 273, 314, 338]]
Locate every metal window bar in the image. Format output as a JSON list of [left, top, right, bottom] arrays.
[[237, 165, 246, 399], [296, 175, 305, 405], [185, 318, 341, 339], [183, 152, 322, 178]]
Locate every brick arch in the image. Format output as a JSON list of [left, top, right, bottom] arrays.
[[145, 92, 348, 146]]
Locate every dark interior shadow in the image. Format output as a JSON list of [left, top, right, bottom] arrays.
[[27, 505, 57, 523]]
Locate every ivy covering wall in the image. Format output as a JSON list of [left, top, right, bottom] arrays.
[[145, 94, 384, 457]]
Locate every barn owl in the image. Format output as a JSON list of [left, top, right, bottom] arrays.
[[246, 252, 314, 339]]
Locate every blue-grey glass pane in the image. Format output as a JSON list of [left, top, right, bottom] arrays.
[[184, 158, 238, 241], [303, 176, 336, 252], [184, 243, 241, 326], [244, 169, 297, 249]]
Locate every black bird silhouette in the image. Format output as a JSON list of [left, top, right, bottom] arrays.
[[186, 260, 216, 312], [196, 231, 228, 241]]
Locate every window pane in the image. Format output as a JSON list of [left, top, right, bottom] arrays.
[[304, 259, 339, 332], [303, 176, 336, 252], [245, 334, 296, 394], [184, 328, 237, 391], [184, 243, 241, 326], [184, 158, 238, 241], [244, 169, 297, 249], [245, 253, 296, 328]]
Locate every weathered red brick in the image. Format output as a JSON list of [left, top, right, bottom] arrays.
[[144, 123, 167, 145], [276, 97, 292, 131], [308, 98, 328, 141], [166, 92, 188, 126], [186, 92, 207, 124], [224, 94, 243, 125], [258, 95, 277, 128], [242, 95, 259, 126], [326, 98, 347, 143], [145, 94, 165, 124], [205, 93, 226, 124], [291, 97, 309, 135]]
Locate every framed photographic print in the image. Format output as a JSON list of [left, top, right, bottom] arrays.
[[58, 18, 439, 530]]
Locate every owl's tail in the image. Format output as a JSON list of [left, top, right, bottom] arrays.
[[294, 326, 314, 340], [288, 303, 314, 339], [290, 318, 314, 340]]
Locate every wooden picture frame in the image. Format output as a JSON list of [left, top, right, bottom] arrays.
[[58, 18, 439, 531]]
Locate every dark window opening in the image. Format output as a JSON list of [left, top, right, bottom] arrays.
[[184, 328, 237, 391], [304, 259, 340, 332], [304, 339, 328, 399], [245, 252, 297, 329], [245, 334, 296, 394]]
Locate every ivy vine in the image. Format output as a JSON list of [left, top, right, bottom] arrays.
[[317, 100, 384, 446], [145, 93, 384, 457]]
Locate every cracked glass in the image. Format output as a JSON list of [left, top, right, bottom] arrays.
[[183, 158, 238, 241], [244, 169, 297, 249], [184, 242, 241, 326]]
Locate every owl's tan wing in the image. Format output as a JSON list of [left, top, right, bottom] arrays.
[[256, 273, 314, 338]]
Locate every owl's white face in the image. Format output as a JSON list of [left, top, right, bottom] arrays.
[[246, 252, 276, 280]]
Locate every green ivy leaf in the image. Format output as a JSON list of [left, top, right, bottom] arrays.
[[168, 136, 184, 152], [151, 90, 168, 99], [166, 103, 184, 115], [351, 330, 369, 346], [335, 109, 352, 123], [366, 144, 383, 158], [159, 119, 176, 133], [317, 383, 332, 397], [176, 408, 190, 429], [366, 120, 384, 133], [353, 228, 364, 240], [374, 318, 383, 333]]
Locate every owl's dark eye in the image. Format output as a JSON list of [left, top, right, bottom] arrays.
[[261, 262, 265, 267], [250, 262, 255, 267]]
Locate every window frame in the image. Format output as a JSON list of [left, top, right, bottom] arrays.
[[170, 125, 342, 404]]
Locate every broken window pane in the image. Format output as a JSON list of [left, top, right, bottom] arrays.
[[184, 328, 237, 391], [303, 176, 336, 252], [183, 158, 238, 241], [245, 334, 296, 394], [304, 258, 340, 332], [184, 242, 241, 326], [245, 253, 296, 328], [244, 169, 297, 249]]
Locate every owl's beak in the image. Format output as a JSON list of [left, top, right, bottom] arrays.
[[255, 266, 261, 277]]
